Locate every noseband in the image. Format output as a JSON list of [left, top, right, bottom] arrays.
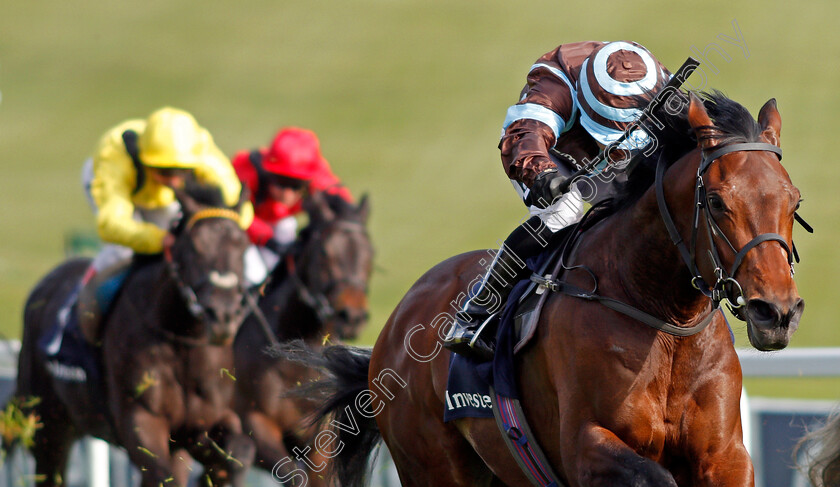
[[535, 141, 809, 336], [656, 142, 793, 316], [163, 209, 245, 324], [285, 220, 369, 324]]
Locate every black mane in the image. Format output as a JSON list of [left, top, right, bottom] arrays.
[[596, 90, 764, 218]]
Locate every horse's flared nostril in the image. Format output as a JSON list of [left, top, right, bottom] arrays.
[[786, 298, 805, 325], [746, 299, 783, 328]]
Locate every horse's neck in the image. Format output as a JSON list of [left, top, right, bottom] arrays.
[[135, 263, 205, 337], [593, 152, 712, 325], [263, 276, 323, 342]]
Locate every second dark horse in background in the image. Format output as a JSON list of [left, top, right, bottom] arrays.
[[234, 191, 373, 485]]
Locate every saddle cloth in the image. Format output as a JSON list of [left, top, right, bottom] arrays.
[[443, 246, 560, 422], [38, 266, 129, 385], [38, 299, 102, 386]]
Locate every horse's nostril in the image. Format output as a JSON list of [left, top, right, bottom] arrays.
[[747, 299, 781, 326], [793, 298, 805, 317]]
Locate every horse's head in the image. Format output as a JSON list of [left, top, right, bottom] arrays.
[[168, 185, 250, 345], [686, 93, 804, 350], [291, 191, 373, 340]]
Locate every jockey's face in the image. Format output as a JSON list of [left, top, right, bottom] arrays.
[[267, 175, 307, 207], [149, 167, 192, 189]]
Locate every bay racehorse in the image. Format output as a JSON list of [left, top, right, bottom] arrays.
[[309, 91, 805, 486], [234, 191, 373, 483], [13, 186, 255, 487]]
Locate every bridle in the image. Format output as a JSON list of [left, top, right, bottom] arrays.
[[656, 142, 804, 320], [536, 141, 810, 337], [162, 208, 247, 326], [284, 220, 370, 325]]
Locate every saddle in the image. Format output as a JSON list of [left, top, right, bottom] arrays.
[[443, 225, 575, 423], [77, 259, 132, 346]]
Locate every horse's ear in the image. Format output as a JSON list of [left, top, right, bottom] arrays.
[[356, 193, 370, 223], [687, 92, 722, 150], [304, 191, 335, 224], [758, 98, 781, 147], [173, 186, 201, 217]]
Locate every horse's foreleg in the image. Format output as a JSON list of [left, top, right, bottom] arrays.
[[575, 424, 678, 487], [170, 449, 194, 486], [693, 445, 753, 487], [194, 410, 255, 487], [117, 408, 176, 487], [240, 410, 296, 475], [30, 407, 77, 487]]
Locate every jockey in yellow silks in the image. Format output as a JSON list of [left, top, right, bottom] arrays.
[[71, 107, 253, 333], [85, 107, 252, 256]]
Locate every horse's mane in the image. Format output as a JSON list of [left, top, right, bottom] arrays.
[[593, 90, 765, 220]]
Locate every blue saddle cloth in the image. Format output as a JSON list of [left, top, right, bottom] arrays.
[[37, 268, 128, 386], [443, 251, 549, 422], [38, 298, 102, 386]]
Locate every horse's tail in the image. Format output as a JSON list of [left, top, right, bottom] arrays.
[[796, 409, 840, 486], [273, 340, 381, 487]]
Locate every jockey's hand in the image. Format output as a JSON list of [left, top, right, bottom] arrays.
[[528, 169, 568, 208]]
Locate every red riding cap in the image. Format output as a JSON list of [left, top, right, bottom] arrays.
[[262, 127, 326, 181]]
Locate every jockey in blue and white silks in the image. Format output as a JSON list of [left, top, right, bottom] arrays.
[[445, 41, 672, 360]]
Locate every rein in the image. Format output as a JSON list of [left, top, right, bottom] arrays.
[[656, 142, 793, 316], [154, 209, 247, 346], [537, 142, 804, 336], [283, 220, 369, 325]]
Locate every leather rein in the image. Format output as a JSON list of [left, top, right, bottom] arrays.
[[534, 142, 810, 336], [283, 220, 369, 325], [155, 208, 248, 346]]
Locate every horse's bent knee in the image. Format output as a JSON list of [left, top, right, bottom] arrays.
[[580, 455, 678, 487]]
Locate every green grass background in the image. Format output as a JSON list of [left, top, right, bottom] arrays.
[[0, 0, 837, 398]]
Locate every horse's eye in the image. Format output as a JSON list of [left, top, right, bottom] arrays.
[[707, 195, 726, 212], [795, 199, 802, 211]]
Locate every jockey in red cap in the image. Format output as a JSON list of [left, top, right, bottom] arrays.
[[232, 127, 353, 285], [444, 41, 672, 360]]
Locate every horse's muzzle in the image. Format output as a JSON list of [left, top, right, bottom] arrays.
[[745, 297, 805, 350], [206, 308, 247, 346]]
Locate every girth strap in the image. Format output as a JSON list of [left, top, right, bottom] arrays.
[[491, 387, 565, 487]]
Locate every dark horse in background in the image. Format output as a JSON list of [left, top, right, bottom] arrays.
[[234, 191, 373, 484], [310, 92, 805, 486], [13, 187, 255, 487]]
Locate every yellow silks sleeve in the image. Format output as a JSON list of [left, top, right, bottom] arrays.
[[90, 120, 168, 254], [190, 129, 253, 229], [237, 199, 254, 230]]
